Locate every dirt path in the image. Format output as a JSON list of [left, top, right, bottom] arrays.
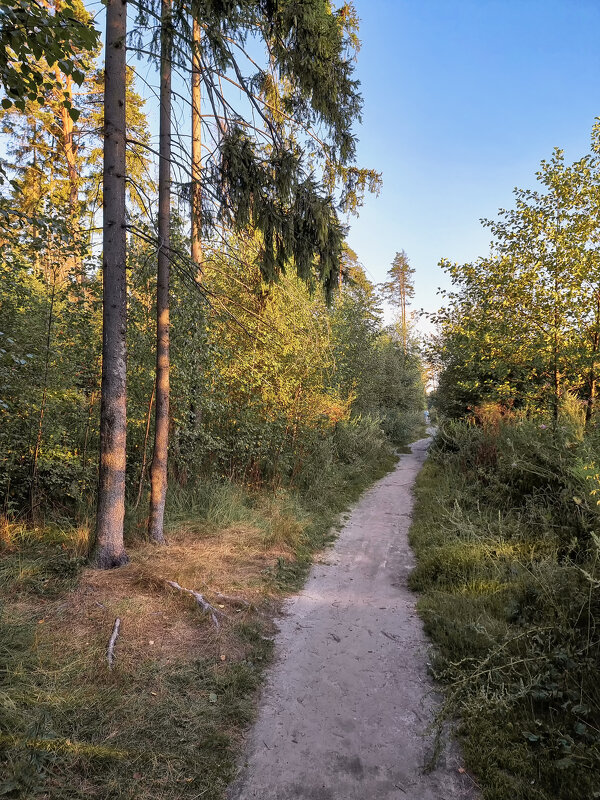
[[228, 435, 478, 800]]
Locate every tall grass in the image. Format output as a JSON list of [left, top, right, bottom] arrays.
[[410, 419, 600, 800]]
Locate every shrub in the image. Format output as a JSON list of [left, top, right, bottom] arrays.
[[410, 421, 600, 799]]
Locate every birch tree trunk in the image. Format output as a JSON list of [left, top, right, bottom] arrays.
[[91, 0, 129, 568], [148, 0, 171, 544]]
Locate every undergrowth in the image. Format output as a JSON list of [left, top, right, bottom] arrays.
[[0, 412, 419, 799], [410, 419, 600, 800]]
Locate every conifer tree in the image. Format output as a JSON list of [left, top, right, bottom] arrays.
[[148, 0, 173, 544], [382, 250, 415, 352], [91, 0, 129, 568], [128, 0, 379, 545]]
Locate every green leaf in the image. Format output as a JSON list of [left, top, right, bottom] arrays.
[[208, 692, 217, 703]]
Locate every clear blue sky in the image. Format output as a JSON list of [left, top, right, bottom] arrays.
[[345, 0, 600, 318]]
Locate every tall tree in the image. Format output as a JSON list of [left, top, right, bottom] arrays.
[[382, 250, 415, 352], [129, 0, 378, 544], [148, 0, 172, 544], [91, 0, 129, 568], [191, 17, 202, 272]]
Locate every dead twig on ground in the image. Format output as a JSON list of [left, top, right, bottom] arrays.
[[107, 617, 121, 669], [165, 580, 221, 628]]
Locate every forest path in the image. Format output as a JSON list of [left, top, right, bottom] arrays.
[[227, 434, 478, 800]]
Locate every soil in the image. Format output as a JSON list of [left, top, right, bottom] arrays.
[[228, 434, 479, 800]]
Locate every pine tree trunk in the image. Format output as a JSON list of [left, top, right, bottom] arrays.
[[191, 16, 202, 273], [91, 0, 129, 569], [401, 287, 406, 354], [189, 17, 203, 431], [148, 0, 171, 544], [135, 384, 154, 510], [57, 70, 80, 266], [553, 278, 560, 424], [53, 0, 81, 280]]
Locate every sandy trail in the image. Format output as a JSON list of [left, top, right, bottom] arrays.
[[228, 435, 478, 800]]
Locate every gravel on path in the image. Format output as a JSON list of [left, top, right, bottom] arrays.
[[228, 435, 479, 800]]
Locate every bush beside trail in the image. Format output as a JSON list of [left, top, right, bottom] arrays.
[[410, 419, 600, 800]]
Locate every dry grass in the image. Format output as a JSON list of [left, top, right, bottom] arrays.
[[13, 520, 296, 678], [0, 509, 309, 799], [0, 403, 411, 798]]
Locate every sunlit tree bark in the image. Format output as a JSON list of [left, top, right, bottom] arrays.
[[91, 0, 129, 568], [191, 16, 202, 273], [148, 0, 172, 544]]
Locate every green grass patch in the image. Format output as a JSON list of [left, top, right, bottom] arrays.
[[409, 425, 600, 800], [0, 609, 268, 799]]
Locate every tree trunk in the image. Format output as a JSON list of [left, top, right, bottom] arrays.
[[586, 295, 600, 425], [135, 384, 154, 510], [189, 18, 203, 431], [148, 0, 171, 544], [91, 0, 129, 569], [81, 388, 97, 480], [57, 71, 80, 253], [401, 285, 406, 354], [191, 16, 203, 274], [31, 272, 56, 521], [552, 273, 560, 424]]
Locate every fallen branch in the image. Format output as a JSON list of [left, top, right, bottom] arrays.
[[165, 580, 221, 628], [214, 591, 251, 609], [107, 617, 121, 669]]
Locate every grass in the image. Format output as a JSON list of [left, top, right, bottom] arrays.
[[409, 425, 600, 800], [0, 523, 276, 799], [0, 429, 405, 800]]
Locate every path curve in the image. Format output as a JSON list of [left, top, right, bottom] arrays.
[[228, 435, 478, 800]]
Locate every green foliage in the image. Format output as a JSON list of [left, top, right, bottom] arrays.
[[410, 421, 600, 799], [216, 129, 344, 297], [0, 0, 99, 112], [0, 253, 101, 516], [1, 223, 425, 522], [431, 121, 600, 421]]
